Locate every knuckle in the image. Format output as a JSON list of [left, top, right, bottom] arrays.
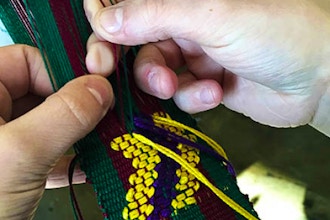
[[49, 93, 94, 129]]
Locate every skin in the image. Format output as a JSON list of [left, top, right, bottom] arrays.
[[85, 0, 330, 135], [0, 45, 114, 219]]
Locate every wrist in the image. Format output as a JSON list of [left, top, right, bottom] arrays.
[[0, 193, 39, 220], [0, 178, 43, 220], [310, 12, 330, 138], [310, 80, 330, 138]]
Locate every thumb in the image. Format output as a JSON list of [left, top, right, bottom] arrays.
[[0, 75, 113, 170], [87, 0, 238, 46]]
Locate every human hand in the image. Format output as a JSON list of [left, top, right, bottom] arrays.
[[85, 0, 330, 136], [0, 45, 113, 219]]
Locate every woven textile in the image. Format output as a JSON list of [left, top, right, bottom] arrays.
[[0, 1, 259, 219]]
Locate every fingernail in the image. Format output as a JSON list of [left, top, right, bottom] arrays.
[[148, 71, 160, 95], [199, 88, 215, 104], [86, 78, 111, 107], [100, 7, 123, 33]]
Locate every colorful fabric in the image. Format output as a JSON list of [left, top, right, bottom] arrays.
[[0, 1, 259, 219]]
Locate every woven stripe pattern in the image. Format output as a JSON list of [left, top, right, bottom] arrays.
[[0, 1, 259, 219]]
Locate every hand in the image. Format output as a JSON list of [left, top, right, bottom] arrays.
[[85, 0, 330, 136], [0, 45, 114, 219]]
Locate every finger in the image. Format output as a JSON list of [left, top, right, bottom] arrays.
[[85, 0, 124, 23], [0, 75, 114, 174], [0, 117, 5, 126], [46, 155, 86, 189], [0, 45, 53, 100], [141, 39, 184, 70], [0, 82, 11, 122], [86, 33, 116, 76], [173, 72, 222, 114], [89, 0, 238, 45], [84, 0, 104, 23], [174, 38, 224, 81], [134, 40, 183, 99]]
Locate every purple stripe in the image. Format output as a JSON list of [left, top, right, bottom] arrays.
[[133, 115, 236, 177], [149, 150, 179, 219]]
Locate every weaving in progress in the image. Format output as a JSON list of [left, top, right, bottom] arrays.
[[0, 1, 259, 219]]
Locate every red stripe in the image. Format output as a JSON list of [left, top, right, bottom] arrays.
[[194, 163, 237, 220], [95, 109, 135, 191], [93, 48, 165, 190], [49, 1, 86, 77]]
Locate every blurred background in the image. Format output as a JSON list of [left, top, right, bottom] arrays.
[[35, 106, 330, 220]]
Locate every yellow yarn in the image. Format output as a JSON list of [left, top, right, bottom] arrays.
[[133, 133, 258, 220], [111, 135, 159, 219], [152, 115, 229, 160]]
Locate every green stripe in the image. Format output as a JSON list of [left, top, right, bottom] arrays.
[[199, 151, 258, 219], [70, 0, 91, 46], [0, 2, 33, 45], [75, 131, 127, 219], [160, 99, 198, 129], [172, 204, 205, 220], [25, 0, 75, 90]]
